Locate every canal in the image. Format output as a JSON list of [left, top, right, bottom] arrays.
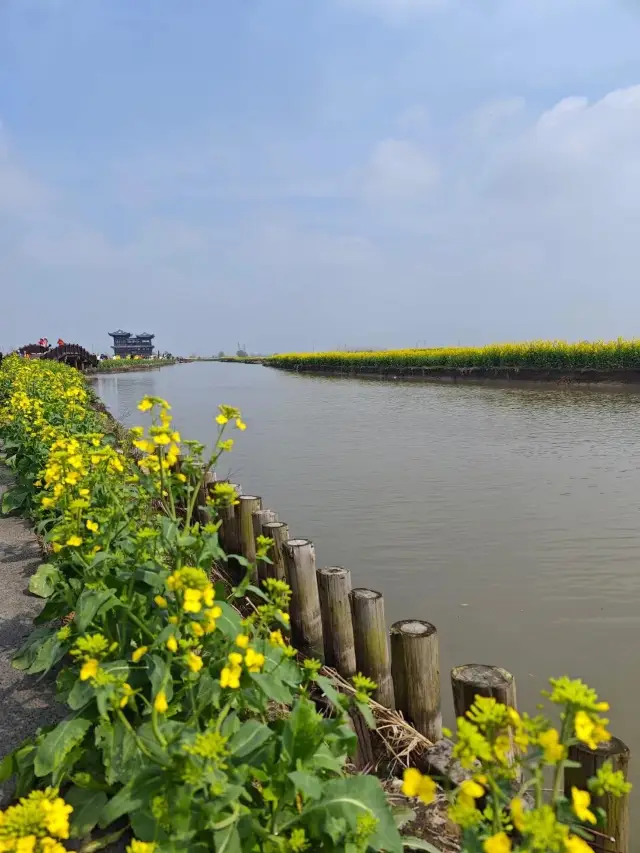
[[94, 361, 640, 793]]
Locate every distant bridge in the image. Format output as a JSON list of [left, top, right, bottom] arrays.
[[17, 343, 98, 370]]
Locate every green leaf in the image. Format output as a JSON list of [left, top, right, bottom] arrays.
[[148, 654, 174, 704], [308, 743, 346, 774], [195, 670, 220, 715], [249, 672, 293, 705], [2, 485, 29, 515], [133, 568, 165, 589], [355, 699, 376, 730], [0, 751, 15, 783], [95, 717, 138, 785], [34, 717, 92, 777], [215, 601, 243, 638], [316, 675, 345, 711], [13, 632, 65, 676], [392, 805, 416, 830], [28, 563, 61, 598], [74, 589, 116, 632], [402, 838, 442, 852], [305, 776, 402, 853], [99, 773, 164, 827], [66, 786, 108, 838], [67, 678, 94, 711], [12, 626, 56, 671], [214, 825, 241, 853], [228, 720, 273, 758], [282, 698, 324, 764], [288, 770, 322, 800]]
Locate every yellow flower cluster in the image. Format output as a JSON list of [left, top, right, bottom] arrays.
[[219, 640, 266, 689], [0, 788, 72, 853], [269, 337, 640, 371], [166, 567, 215, 614]]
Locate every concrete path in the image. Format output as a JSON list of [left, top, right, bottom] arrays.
[[0, 464, 62, 804]]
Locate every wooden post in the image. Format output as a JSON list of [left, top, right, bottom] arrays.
[[349, 588, 394, 708], [237, 495, 262, 568], [252, 508, 278, 542], [450, 664, 517, 718], [219, 483, 242, 559], [282, 539, 323, 658], [261, 521, 289, 582], [196, 470, 216, 525], [251, 509, 278, 584], [316, 567, 357, 678], [565, 737, 630, 853], [390, 620, 441, 741]]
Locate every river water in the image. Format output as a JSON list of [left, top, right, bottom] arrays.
[[95, 362, 640, 792]]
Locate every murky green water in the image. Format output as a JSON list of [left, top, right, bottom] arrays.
[[95, 362, 640, 801]]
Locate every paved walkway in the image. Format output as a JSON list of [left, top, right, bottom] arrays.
[[0, 464, 62, 805]]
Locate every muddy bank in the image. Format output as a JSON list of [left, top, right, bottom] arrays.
[[268, 363, 640, 388]]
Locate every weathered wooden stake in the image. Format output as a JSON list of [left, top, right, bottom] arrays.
[[237, 495, 262, 568], [251, 509, 278, 584], [450, 664, 517, 718], [349, 588, 394, 708], [390, 620, 441, 741], [283, 539, 324, 658], [196, 470, 216, 525], [252, 508, 278, 543], [219, 483, 242, 560], [261, 521, 289, 581], [317, 567, 357, 677], [565, 737, 630, 853]]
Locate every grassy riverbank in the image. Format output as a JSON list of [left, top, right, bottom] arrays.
[[268, 340, 640, 371], [91, 357, 176, 373]]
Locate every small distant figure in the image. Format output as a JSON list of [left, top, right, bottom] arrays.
[[38, 337, 49, 348], [57, 338, 65, 347]]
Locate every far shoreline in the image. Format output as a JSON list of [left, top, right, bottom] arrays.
[[264, 362, 640, 390]]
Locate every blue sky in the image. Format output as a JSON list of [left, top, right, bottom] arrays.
[[2, 0, 640, 354]]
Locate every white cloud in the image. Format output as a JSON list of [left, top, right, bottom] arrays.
[[364, 139, 439, 199]]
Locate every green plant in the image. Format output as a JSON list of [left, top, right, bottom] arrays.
[[401, 682, 631, 853], [0, 357, 402, 853]]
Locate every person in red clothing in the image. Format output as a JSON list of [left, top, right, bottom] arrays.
[[57, 338, 65, 347]]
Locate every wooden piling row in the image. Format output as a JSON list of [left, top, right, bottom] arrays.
[[222, 484, 631, 853]]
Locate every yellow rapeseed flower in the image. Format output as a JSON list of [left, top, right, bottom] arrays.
[[119, 683, 134, 708], [574, 710, 611, 750], [186, 652, 203, 673], [86, 520, 99, 533], [215, 414, 228, 425], [138, 399, 153, 412], [154, 691, 168, 713], [571, 787, 597, 825], [166, 636, 178, 653], [235, 634, 250, 648], [220, 665, 242, 689], [538, 728, 566, 763], [80, 659, 99, 681], [131, 646, 149, 663], [66, 535, 83, 548], [244, 648, 265, 673], [127, 841, 156, 853], [154, 595, 168, 608], [565, 836, 593, 853], [510, 798, 525, 832], [483, 833, 511, 853], [401, 768, 436, 804]]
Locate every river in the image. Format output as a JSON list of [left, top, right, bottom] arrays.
[[94, 361, 640, 794]]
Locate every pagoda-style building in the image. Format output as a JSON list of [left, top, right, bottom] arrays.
[[108, 330, 155, 358]]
